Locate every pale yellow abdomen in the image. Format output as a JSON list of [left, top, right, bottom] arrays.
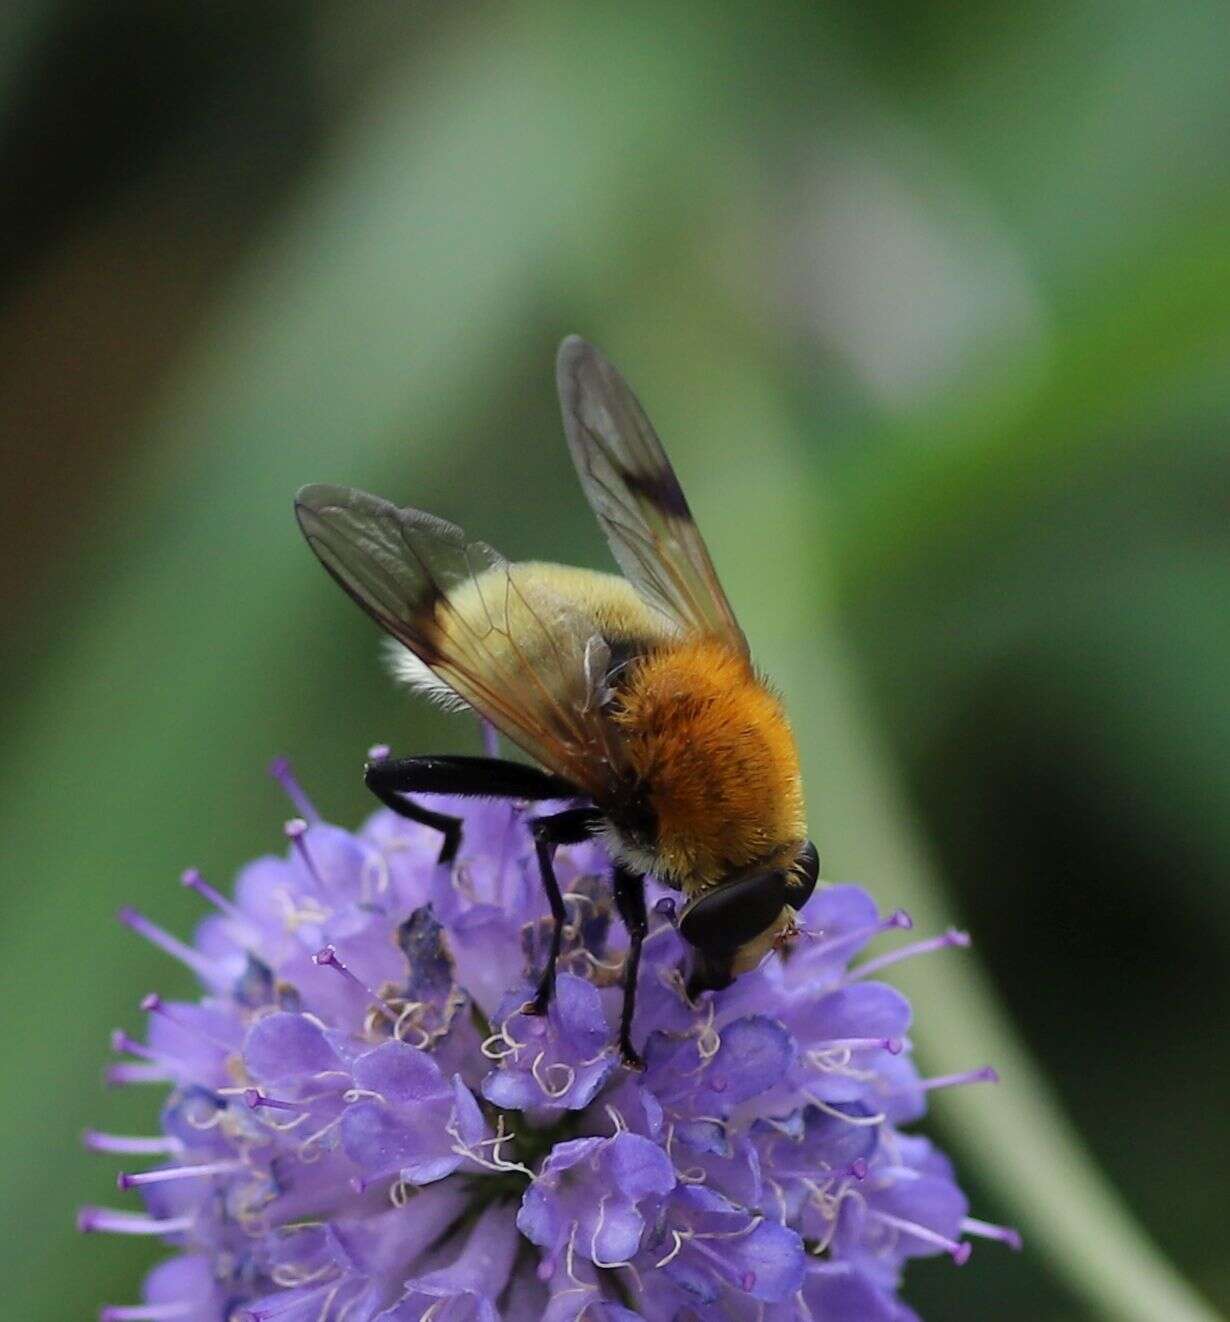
[[387, 561, 673, 719]]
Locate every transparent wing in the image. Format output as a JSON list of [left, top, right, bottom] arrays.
[[295, 484, 620, 796], [556, 336, 748, 656]]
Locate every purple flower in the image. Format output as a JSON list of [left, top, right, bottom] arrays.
[[81, 754, 1019, 1320]]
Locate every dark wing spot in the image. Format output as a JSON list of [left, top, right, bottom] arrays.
[[404, 584, 447, 665], [621, 466, 693, 520]]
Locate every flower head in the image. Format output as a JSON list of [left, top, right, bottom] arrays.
[[82, 754, 1018, 1320]]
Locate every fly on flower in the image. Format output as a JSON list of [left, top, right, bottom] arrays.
[[295, 337, 820, 1066]]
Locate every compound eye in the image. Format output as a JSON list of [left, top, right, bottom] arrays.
[[785, 840, 820, 910], [678, 867, 787, 955]]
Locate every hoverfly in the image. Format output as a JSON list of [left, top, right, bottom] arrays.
[[295, 338, 819, 1066]]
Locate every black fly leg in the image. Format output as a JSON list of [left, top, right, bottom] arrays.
[[366, 760, 464, 863], [362, 755, 606, 1029], [612, 867, 648, 1069], [524, 807, 603, 1016], [364, 754, 582, 865]]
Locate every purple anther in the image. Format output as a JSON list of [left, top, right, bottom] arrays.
[[110, 1030, 156, 1061], [243, 1088, 301, 1113], [179, 868, 248, 925], [285, 818, 332, 893], [313, 945, 397, 1022]]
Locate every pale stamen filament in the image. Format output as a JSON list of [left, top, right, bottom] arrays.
[[654, 1228, 690, 1269], [565, 1221, 583, 1286], [695, 1002, 721, 1062], [803, 1093, 886, 1126], [693, 1214, 762, 1242], [806, 1046, 876, 1083], [481, 1022, 526, 1061], [336, 1288, 366, 1322], [298, 1115, 344, 1161], [531, 1051, 575, 1099], [360, 853, 390, 902], [812, 1185, 866, 1255], [445, 1112, 531, 1178], [271, 1260, 339, 1289], [315, 1284, 341, 1322], [574, 948, 625, 974], [272, 886, 332, 934], [182, 1107, 224, 1132], [588, 1197, 634, 1270], [663, 1122, 709, 1180], [765, 1175, 788, 1222]]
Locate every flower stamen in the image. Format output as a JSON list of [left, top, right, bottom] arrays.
[[83, 1131, 184, 1156], [77, 1208, 193, 1236], [117, 1159, 246, 1189], [870, 1209, 972, 1264], [961, 1217, 1023, 1251], [268, 756, 320, 823], [313, 946, 399, 1024], [100, 1303, 192, 1320], [847, 929, 970, 983], [116, 908, 223, 985]]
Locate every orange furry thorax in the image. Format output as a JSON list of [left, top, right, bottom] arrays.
[[611, 637, 806, 889]]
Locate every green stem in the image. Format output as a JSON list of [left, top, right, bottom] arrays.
[[788, 630, 1223, 1322]]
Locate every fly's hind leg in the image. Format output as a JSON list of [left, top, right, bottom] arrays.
[[363, 754, 600, 1023], [612, 866, 648, 1069], [364, 754, 581, 865], [366, 759, 464, 863], [523, 807, 603, 1016]]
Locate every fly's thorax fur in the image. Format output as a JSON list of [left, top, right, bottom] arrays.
[[607, 637, 806, 890], [503, 562, 675, 640]]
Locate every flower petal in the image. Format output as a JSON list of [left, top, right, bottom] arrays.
[[352, 1040, 450, 1104], [243, 1012, 337, 1081]]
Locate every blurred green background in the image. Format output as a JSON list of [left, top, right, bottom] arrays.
[[3, 2, 1227, 1318]]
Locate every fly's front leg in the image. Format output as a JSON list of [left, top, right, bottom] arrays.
[[364, 754, 582, 865], [612, 866, 648, 1069], [523, 807, 603, 1016]]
